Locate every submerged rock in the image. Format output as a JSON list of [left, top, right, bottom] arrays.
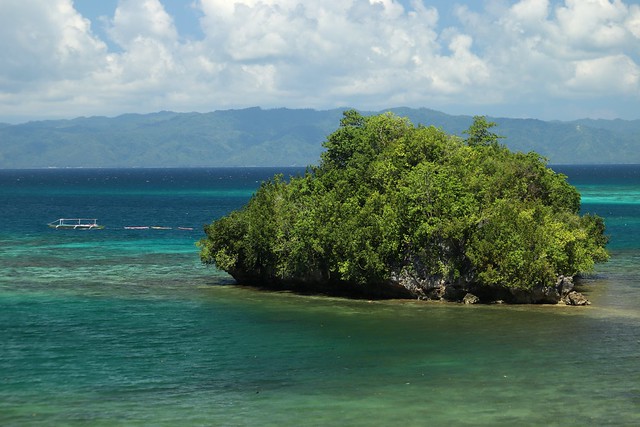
[[564, 291, 591, 306], [463, 293, 480, 304]]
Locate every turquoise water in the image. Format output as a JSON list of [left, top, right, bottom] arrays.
[[1, 167, 638, 426]]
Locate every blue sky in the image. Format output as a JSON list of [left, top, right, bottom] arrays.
[[1, 0, 639, 123]]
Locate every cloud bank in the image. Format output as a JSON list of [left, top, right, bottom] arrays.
[[0, 0, 639, 122]]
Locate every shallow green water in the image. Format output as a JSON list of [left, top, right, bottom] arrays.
[[1, 167, 638, 426]]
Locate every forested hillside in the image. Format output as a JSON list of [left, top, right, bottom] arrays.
[[1, 107, 638, 168]]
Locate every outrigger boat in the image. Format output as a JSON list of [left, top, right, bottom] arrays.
[[48, 218, 104, 230]]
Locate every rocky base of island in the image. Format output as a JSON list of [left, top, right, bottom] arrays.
[[229, 268, 591, 306], [390, 271, 590, 305]]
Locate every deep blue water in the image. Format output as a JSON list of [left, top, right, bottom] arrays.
[[0, 166, 638, 426]]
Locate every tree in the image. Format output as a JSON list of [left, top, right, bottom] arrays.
[[199, 111, 608, 301], [464, 115, 504, 148]]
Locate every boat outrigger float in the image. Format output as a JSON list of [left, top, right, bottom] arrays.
[[48, 218, 104, 230]]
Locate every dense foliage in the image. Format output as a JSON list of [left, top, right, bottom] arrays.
[[199, 111, 609, 297]]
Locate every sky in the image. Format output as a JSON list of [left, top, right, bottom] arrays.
[[1, 0, 639, 123]]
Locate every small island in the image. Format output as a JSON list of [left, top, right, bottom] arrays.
[[199, 111, 609, 304]]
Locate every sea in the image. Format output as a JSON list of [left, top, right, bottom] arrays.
[[0, 165, 638, 426]]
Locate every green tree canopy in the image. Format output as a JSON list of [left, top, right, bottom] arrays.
[[199, 110, 608, 301], [464, 115, 504, 148]]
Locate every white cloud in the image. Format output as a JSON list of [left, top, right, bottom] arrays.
[[0, 0, 107, 90], [192, 0, 449, 107], [627, 4, 640, 38], [567, 54, 640, 93], [454, 0, 640, 104], [555, 0, 630, 51], [108, 0, 179, 48], [0, 0, 639, 122], [510, 0, 550, 24]]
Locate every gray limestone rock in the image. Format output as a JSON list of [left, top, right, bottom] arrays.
[[463, 293, 480, 304], [564, 291, 591, 306]]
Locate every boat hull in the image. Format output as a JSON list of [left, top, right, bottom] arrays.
[[48, 219, 104, 230], [48, 224, 104, 230]]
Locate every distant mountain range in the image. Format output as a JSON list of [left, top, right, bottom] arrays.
[[1, 107, 639, 168]]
